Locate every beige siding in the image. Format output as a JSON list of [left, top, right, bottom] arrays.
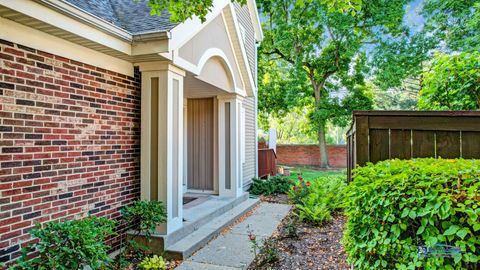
[[235, 3, 258, 188], [242, 96, 256, 187], [178, 15, 244, 90], [234, 2, 257, 85]]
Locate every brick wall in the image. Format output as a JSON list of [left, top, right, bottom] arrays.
[[0, 40, 141, 264], [275, 144, 347, 168]]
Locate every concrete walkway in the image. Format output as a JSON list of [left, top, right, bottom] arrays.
[[175, 203, 291, 270]]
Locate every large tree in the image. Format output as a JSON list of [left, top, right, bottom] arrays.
[[418, 52, 480, 110], [257, 0, 407, 168], [371, 0, 480, 96], [422, 0, 480, 53], [142, 0, 361, 23]]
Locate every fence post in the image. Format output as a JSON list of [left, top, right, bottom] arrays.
[[355, 116, 369, 167]]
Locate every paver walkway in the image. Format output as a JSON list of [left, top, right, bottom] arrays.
[[175, 203, 291, 270]]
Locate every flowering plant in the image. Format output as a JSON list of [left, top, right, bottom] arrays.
[[288, 173, 311, 204], [247, 225, 259, 255]]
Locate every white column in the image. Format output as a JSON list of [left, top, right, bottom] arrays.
[[218, 94, 243, 198], [139, 62, 185, 234]]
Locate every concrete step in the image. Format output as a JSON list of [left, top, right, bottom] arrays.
[[165, 198, 260, 260], [164, 193, 250, 247]]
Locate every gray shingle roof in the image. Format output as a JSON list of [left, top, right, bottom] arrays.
[[64, 0, 178, 34]]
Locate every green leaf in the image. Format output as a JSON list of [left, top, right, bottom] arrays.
[[456, 228, 470, 239], [444, 225, 460, 236]]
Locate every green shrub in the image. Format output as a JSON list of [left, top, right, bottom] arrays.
[[289, 175, 346, 224], [344, 158, 480, 270], [138, 255, 167, 270], [9, 216, 116, 270], [121, 200, 167, 240], [249, 175, 291, 195]]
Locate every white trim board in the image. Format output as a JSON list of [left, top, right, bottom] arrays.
[[247, 0, 264, 42]]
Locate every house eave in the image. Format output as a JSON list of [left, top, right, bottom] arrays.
[[0, 0, 174, 65], [37, 0, 133, 42]]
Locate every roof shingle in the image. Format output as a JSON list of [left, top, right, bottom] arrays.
[[64, 0, 178, 34]]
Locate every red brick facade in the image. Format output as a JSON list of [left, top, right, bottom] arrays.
[[0, 40, 141, 264], [275, 144, 347, 168]]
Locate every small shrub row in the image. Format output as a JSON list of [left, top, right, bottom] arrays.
[[288, 174, 347, 224], [7, 201, 168, 270], [9, 216, 115, 270], [249, 175, 291, 195], [343, 158, 480, 270]]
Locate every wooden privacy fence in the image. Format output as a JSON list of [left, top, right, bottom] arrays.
[[347, 111, 480, 180], [258, 148, 277, 178]]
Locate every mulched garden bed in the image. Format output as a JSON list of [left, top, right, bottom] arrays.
[[259, 194, 289, 204], [249, 196, 349, 270]]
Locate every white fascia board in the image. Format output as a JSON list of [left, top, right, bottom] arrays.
[[226, 4, 256, 97], [0, 0, 132, 55], [168, 0, 231, 51], [247, 0, 264, 42]]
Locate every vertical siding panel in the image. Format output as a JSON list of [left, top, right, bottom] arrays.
[[233, 3, 257, 187], [242, 97, 256, 187]]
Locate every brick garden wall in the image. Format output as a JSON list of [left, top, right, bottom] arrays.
[[276, 144, 347, 168], [0, 40, 141, 264]]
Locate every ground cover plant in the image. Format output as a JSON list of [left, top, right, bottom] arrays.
[[289, 174, 347, 224], [344, 158, 480, 269], [249, 175, 291, 195]]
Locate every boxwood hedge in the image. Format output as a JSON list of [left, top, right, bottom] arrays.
[[343, 158, 479, 270]]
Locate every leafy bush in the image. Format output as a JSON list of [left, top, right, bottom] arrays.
[[122, 200, 167, 240], [138, 255, 167, 270], [344, 158, 480, 270], [249, 175, 291, 195], [9, 216, 116, 270], [289, 175, 346, 224]]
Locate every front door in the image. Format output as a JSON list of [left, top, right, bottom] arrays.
[[187, 98, 214, 192]]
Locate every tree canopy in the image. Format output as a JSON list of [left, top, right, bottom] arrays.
[[422, 0, 480, 53], [418, 52, 480, 110], [372, 0, 480, 91], [141, 0, 362, 23], [257, 0, 408, 167]]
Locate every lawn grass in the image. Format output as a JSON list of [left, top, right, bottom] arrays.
[[282, 166, 346, 182]]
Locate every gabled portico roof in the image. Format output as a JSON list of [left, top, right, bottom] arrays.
[[0, 0, 262, 92]]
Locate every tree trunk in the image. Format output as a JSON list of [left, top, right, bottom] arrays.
[[318, 127, 329, 169], [312, 80, 329, 169]]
